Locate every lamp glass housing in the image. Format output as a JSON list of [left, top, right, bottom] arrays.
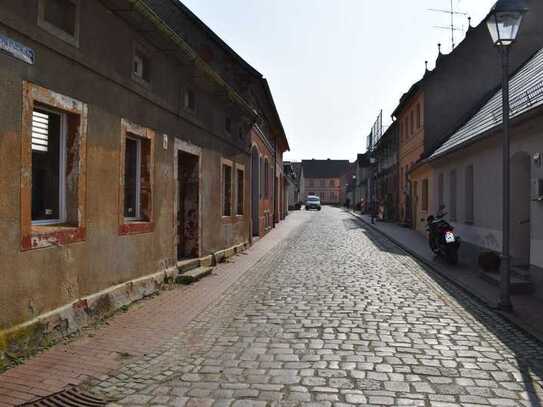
[[487, 8, 525, 46]]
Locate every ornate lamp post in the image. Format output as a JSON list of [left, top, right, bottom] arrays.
[[486, 0, 528, 312]]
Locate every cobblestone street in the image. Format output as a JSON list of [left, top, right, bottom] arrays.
[[90, 207, 543, 407]]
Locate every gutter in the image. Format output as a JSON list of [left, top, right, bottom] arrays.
[[129, 0, 257, 119]]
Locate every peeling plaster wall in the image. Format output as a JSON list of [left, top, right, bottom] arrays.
[[0, 0, 251, 332]]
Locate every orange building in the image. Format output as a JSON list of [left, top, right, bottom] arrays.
[[394, 86, 429, 233]]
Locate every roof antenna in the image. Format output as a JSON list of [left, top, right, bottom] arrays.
[[425, 60, 429, 71], [438, 43, 442, 54], [428, 0, 468, 50], [468, 16, 472, 27]]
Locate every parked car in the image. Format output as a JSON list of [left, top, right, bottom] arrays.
[[305, 195, 321, 211]]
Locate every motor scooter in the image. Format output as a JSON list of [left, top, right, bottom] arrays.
[[426, 206, 461, 265]]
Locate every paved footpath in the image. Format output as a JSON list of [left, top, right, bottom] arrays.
[[0, 211, 308, 406], [83, 207, 543, 407]]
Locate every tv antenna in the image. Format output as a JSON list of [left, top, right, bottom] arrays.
[[429, 0, 469, 50]]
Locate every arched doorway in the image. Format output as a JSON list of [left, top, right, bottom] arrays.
[[510, 151, 531, 265], [251, 146, 260, 237]]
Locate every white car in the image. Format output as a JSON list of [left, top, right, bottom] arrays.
[[305, 195, 321, 211]]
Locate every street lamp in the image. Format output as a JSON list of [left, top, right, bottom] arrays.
[[486, 0, 528, 312]]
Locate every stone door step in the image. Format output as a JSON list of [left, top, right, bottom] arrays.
[[479, 271, 535, 294], [175, 267, 213, 285], [177, 258, 201, 273]]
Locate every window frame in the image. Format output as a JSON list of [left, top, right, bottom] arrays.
[[449, 169, 457, 222], [118, 119, 155, 235], [21, 82, 87, 251], [37, 0, 80, 47], [31, 105, 68, 226], [131, 43, 152, 87], [465, 164, 474, 224], [222, 159, 234, 218], [123, 135, 143, 221], [235, 164, 245, 216], [184, 89, 196, 112]]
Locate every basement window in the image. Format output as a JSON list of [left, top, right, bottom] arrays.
[[38, 0, 80, 46], [31, 107, 66, 224], [21, 82, 88, 250], [119, 120, 155, 235]]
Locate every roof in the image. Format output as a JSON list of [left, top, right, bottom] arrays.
[[430, 47, 543, 160], [301, 160, 351, 179], [143, 0, 289, 150], [105, 0, 256, 117], [144, 0, 262, 79]]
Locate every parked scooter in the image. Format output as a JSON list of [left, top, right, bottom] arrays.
[[426, 205, 461, 265]]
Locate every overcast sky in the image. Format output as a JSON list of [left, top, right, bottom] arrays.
[[182, 0, 497, 162]]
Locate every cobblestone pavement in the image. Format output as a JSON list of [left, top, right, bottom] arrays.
[[89, 207, 543, 407]]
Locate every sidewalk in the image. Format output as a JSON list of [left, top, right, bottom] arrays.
[[350, 211, 543, 344], [0, 212, 309, 406]]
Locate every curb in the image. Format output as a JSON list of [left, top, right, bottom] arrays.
[[347, 210, 543, 345]]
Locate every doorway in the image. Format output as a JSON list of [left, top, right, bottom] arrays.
[[177, 151, 199, 260], [510, 152, 531, 265], [251, 146, 260, 237]]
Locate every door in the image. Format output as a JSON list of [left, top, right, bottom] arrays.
[[177, 151, 200, 260], [510, 152, 531, 265], [251, 147, 260, 236]]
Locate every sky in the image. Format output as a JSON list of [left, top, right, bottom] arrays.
[[181, 0, 497, 162]]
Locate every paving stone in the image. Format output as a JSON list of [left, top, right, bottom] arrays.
[[84, 209, 543, 407]]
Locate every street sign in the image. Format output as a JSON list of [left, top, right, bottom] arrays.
[[0, 34, 35, 65]]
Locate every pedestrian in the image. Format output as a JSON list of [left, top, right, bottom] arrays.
[[370, 200, 378, 224]]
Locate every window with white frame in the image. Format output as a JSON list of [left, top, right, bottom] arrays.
[[31, 106, 67, 224], [132, 45, 151, 84]]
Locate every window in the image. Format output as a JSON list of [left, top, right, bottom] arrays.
[[438, 173, 444, 207], [184, 89, 195, 112], [119, 119, 155, 235], [329, 179, 335, 187], [416, 103, 421, 129], [225, 117, 232, 134], [124, 137, 142, 219], [410, 110, 414, 134], [31, 107, 66, 224], [38, 0, 80, 46], [450, 169, 457, 221], [236, 167, 244, 215], [264, 159, 269, 198], [21, 82, 87, 250], [320, 179, 325, 187], [132, 45, 151, 84], [465, 165, 474, 223], [222, 162, 233, 216], [422, 178, 429, 211], [259, 157, 264, 199]]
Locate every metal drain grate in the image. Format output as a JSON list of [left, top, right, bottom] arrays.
[[19, 387, 107, 406]]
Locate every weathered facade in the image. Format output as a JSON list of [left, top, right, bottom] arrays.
[[145, 0, 290, 239], [0, 0, 289, 366]]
